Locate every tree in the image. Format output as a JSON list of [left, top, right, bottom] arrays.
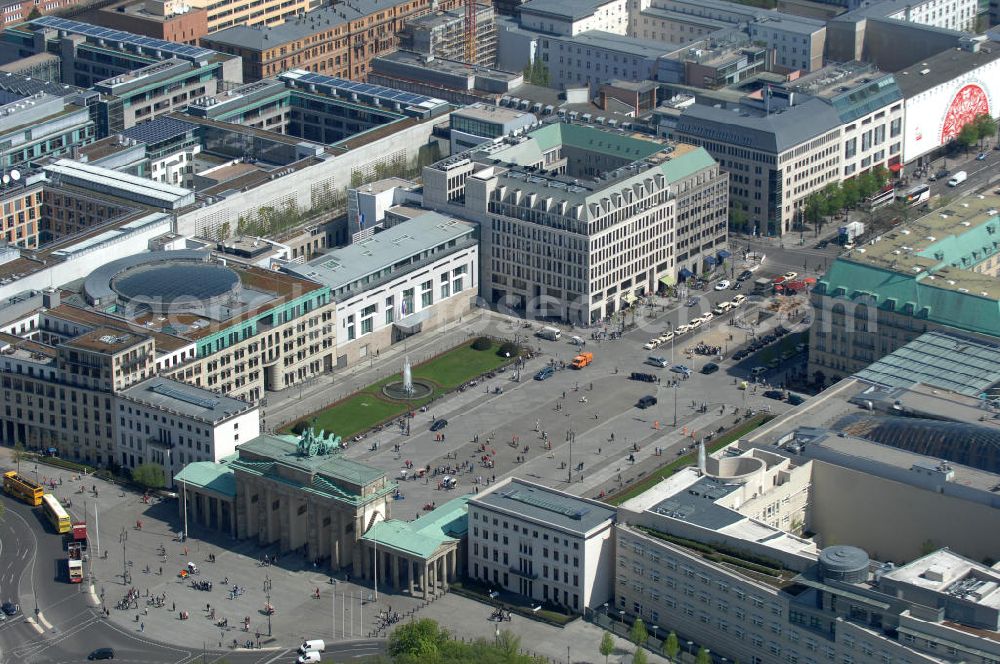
[[804, 193, 824, 227], [131, 463, 165, 490], [629, 618, 649, 647], [820, 183, 844, 218], [216, 221, 231, 246], [840, 178, 860, 210], [856, 171, 878, 201], [813, 370, 826, 388], [11, 442, 29, 473], [387, 618, 449, 659], [633, 647, 648, 664], [696, 647, 712, 664], [664, 632, 679, 662], [975, 113, 998, 147], [729, 206, 749, 233], [957, 123, 979, 154], [495, 629, 521, 659], [599, 631, 615, 664], [26, 6, 40, 19]]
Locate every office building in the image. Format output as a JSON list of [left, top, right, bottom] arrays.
[[449, 103, 538, 152], [369, 50, 525, 106], [283, 212, 477, 368], [611, 362, 1000, 664], [517, 0, 629, 37], [808, 192, 1000, 381], [0, 176, 44, 249], [675, 63, 903, 236], [117, 376, 260, 485], [0, 91, 96, 170], [0, 17, 242, 89], [201, 0, 462, 82], [399, 3, 497, 67], [468, 478, 617, 613], [423, 122, 728, 322]]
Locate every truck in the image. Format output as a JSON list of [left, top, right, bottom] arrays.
[[67, 542, 83, 583], [570, 351, 593, 369], [947, 171, 967, 187], [536, 326, 561, 341], [839, 221, 865, 246], [70, 521, 87, 550]]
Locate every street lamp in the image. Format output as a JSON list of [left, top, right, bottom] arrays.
[[264, 575, 272, 636], [119, 527, 128, 586]]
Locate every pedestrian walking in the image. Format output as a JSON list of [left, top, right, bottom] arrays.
[[140, 622, 144, 632]]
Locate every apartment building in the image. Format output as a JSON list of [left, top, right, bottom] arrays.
[[201, 0, 462, 82], [467, 478, 617, 614], [283, 212, 477, 368], [537, 30, 674, 93], [808, 192, 1000, 381], [423, 123, 728, 322], [674, 63, 902, 236]]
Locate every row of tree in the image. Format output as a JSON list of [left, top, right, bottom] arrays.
[[956, 114, 999, 153], [802, 165, 891, 231], [601, 618, 716, 664]]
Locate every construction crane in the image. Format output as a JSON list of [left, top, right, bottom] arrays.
[[464, 0, 477, 64]]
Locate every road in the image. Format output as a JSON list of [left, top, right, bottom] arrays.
[[0, 494, 383, 664]]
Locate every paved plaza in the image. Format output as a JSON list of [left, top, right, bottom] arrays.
[[2, 268, 808, 663]]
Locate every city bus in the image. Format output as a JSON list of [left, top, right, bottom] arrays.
[[41, 493, 71, 534], [896, 184, 930, 208], [864, 185, 896, 211], [2, 470, 44, 506]]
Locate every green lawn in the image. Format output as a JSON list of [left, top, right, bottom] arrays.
[[605, 414, 772, 506], [288, 340, 514, 439]]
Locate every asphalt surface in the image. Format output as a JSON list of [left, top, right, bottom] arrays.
[[0, 493, 384, 664]]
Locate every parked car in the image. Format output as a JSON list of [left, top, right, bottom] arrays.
[[731, 281, 743, 291], [645, 356, 670, 368], [763, 390, 785, 400], [929, 168, 949, 181], [787, 394, 806, 406], [736, 270, 753, 282], [731, 294, 747, 306], [671, 365, 693, 377], [715, 280, 731, 290], [701, 362, 719, 375], [430, 419, 448, 432], [88, 649, 115, 661], [630, 372, 657, 383], [977, 152, 988, 161], [642, 340, 658, 350], [1, 602, 18, 616], [750, 366, 767, 377], [637, 395, 658, 409], [685, 297, 699, 307], [534, 366, 555, 381], [783, 272, 798, 280]]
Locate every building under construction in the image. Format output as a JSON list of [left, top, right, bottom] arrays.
[[399, 3, 497, 67]]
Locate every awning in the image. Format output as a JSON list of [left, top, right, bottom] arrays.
[[803, 277, 817, 285], [394, 308, 430, 334], [659, 275, 676, 287], [889, 163, 903, 172], [717, 249, 732, 259], [623, 291, 638, 305], [678, 268, 694, 280], [704, 256, 718, 266]]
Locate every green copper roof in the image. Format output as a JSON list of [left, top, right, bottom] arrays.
[[235, 433, 385, 486], [360, 496, 469, 560], [174, 461, 236, 497], [817, 259, 1000, 336]]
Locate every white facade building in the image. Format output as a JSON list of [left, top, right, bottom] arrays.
[[283, 212, 478, 369], [518, 0, 628, 36], [467, 478, 617, 613], [117, 376, 260, 485]]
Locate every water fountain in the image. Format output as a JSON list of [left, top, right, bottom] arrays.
[[382, 355, 432, 400]]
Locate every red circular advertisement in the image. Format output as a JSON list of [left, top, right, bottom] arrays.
[[940, 83, 990, 143]]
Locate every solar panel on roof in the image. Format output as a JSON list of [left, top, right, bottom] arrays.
[[33, 15, 215, 61]]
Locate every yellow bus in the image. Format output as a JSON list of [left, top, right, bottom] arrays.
[[41, 493, 71, 534], [2, 470, 44, 506]]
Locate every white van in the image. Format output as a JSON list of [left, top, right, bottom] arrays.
[[299, 640, 326, 654], [947, 171, 967, 187], [297, 651, 321, 664], [537, 326, 561, 341]]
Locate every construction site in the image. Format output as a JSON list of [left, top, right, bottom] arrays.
[[399, 1, 497, 67]]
